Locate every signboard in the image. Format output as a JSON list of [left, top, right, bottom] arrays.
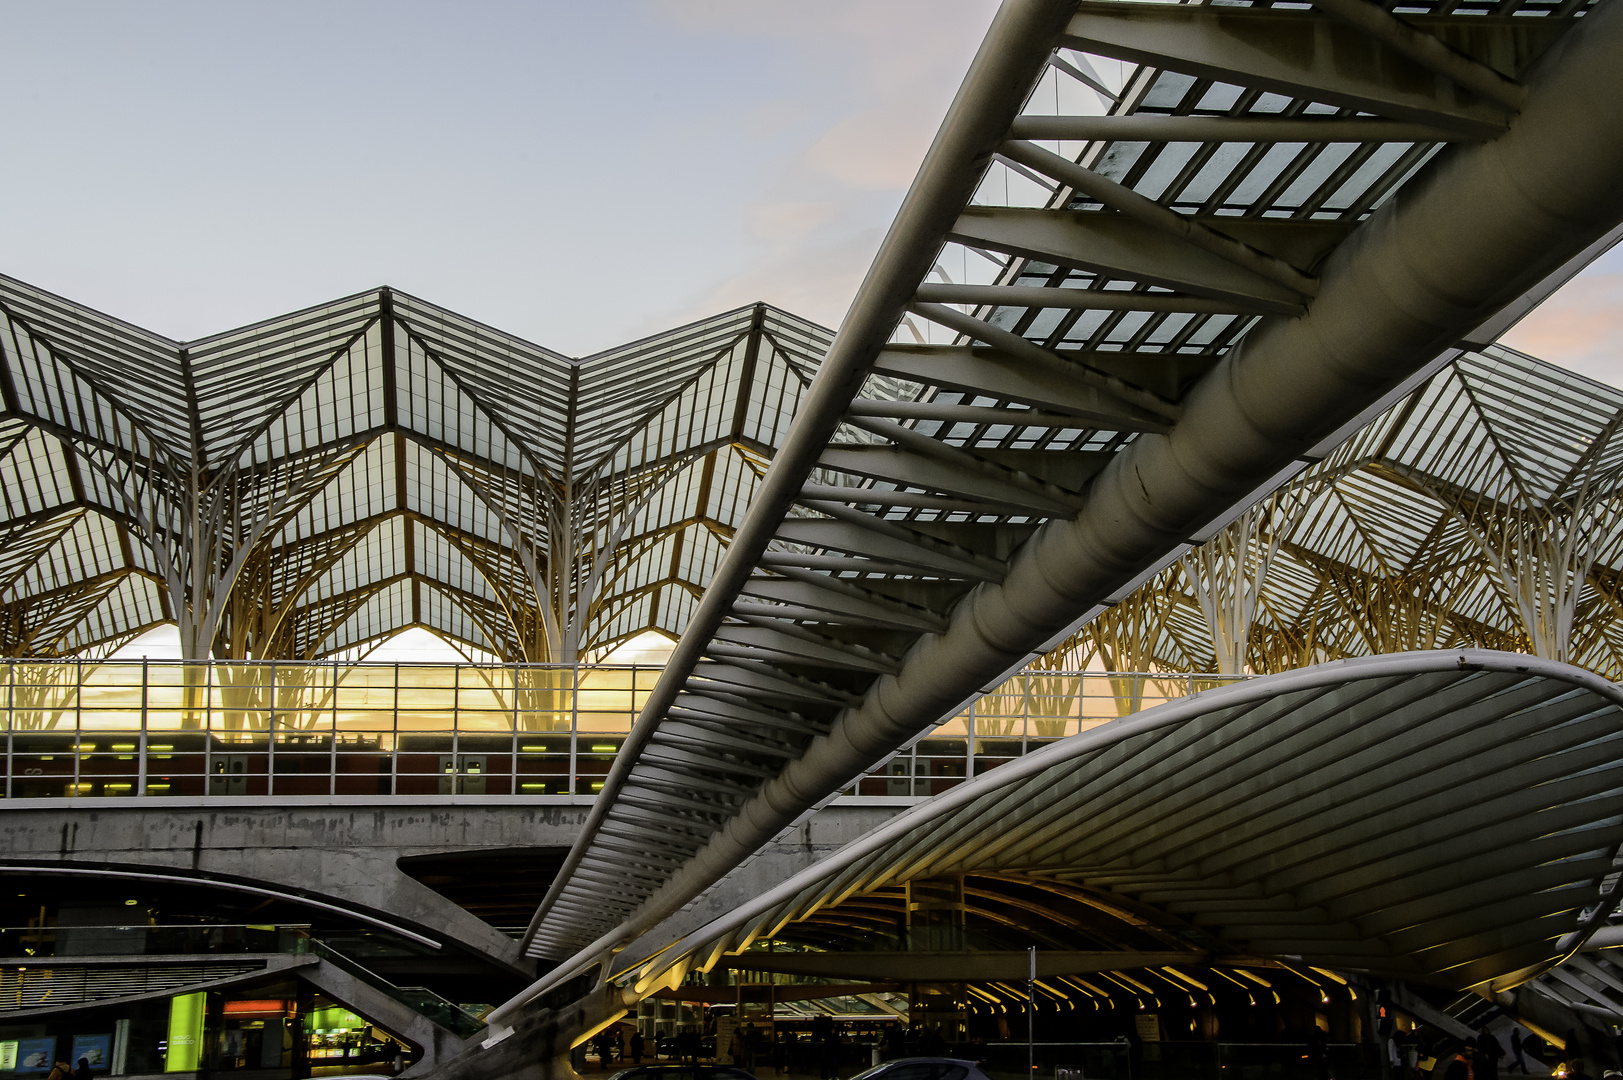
[[0, 1043, 15, 1070], [1134, 1014, 1160, 1042], [14, 1039, 55, 1073], [715, 1017, 737, 1065], [166, 992, 206, 1073], [70, 1036, 111, 1072]]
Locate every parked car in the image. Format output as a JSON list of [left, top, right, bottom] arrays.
[[606, 1067, 759, 1080], [848, 1058, 994, 1080]]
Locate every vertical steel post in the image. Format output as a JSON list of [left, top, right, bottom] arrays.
[[1028, 945, 1036, 1079], [967, 696, 977, 778], [137, 659, 148, 796], [451, 664, 460, 796], [329, 659, 339, 795], [510, 663, 520, 796], [569, 665, 579, 797], [202, 663, 213, 796], [267, 662, 277, 797], [391, 663, 400, 796], [73, 659, 83, 796], [4, 661, 12, 799]]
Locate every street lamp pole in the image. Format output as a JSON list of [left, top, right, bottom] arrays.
[[1028, 946, 1036, 1079]]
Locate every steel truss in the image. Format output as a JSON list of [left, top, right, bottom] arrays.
[[489, 650, 1623, 1037], [1063, 343, 1623, 679], [0, 281, 830, 662], [523, 0, 1623, 972]]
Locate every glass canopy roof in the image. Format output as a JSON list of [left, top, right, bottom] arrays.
[[0, 275, 831, 662], [1071, 342, 1623, 680]]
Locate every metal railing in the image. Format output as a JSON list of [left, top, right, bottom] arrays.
[[0, 921, 484, 1036], [0, 660, 1249, 799], [0, 921, 311, 958]]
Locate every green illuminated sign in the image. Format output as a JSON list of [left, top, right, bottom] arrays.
[[306, 1006, 365, 1031], [166, 992, 206, 1072]]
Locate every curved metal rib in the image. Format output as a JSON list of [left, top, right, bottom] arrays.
[[523, 0, 1623, 970]]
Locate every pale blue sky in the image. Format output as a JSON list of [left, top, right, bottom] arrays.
[[15, 2, 1608, 662], [2, 1, 1617, 375], [0, 1, 1000, 354]]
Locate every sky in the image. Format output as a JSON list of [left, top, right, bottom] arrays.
[[7, 1, 1621, 661], [2, 1, 1617, 364], [0, 0, 1002, 355]]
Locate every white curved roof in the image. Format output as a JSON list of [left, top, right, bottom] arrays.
[[494, 650, 1623, 1027]]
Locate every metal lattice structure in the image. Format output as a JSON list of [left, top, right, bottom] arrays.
[[1063, 343, 1623, 679], [0, 277, 830, 663], [622, 651, 1623, 997], [491, 651, 1623, 1031], [521, 0, 1623, 970]]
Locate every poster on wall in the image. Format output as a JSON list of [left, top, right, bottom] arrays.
[[0, 1043, 16, 1071], [14, 1039, 56, 1073], [70, 1036, 111, 1072], [166, 992, 206, 1073]]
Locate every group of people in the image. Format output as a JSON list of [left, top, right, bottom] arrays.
[[1440, 1027, 1508, 1080], [591, 1027, 648, 1069], [43, 1058, 93, 1080]]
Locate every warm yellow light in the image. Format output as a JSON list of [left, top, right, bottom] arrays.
[[1163, 967, 1210, 991], [1034, 979, 1070, 1001]]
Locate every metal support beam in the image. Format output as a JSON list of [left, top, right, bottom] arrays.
[[518, 0, 1623, 981]]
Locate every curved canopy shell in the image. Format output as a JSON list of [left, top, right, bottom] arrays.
[[578, 651, 1623, 1009]]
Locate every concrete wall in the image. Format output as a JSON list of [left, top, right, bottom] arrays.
[[610, 803, 908, 969], [0, 796, 909, 975], [0, 797, 593, 974]]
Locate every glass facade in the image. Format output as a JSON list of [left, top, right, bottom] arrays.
[[0, 660, 1247, 800]]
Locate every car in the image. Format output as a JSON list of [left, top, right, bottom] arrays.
[[605, 1067, 759, 1080], [847, 1058, 995, 1080]]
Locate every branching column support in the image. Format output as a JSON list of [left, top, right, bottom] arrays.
[[1179, 485, 1311, 675], [1457, 476, 1623, 663]]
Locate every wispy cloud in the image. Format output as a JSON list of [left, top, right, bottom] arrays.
[[1500, 260, 1623, 388], [638, 0, 1001, 333]]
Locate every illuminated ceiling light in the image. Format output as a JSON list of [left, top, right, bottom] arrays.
[[1163, 966, 1210, 991]]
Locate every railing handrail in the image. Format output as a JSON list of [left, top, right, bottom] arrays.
[[0, 665, 1254, 799], [0, 922, 313, 932]]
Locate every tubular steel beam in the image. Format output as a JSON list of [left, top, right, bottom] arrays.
[[518, 0, 1083, 962], [514, 0, 1623, 998]]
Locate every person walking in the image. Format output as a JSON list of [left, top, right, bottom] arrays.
[[630, 1030, 646, 1064], [1505, 1028, 1529, 1075], [1308, 1025, 1332, 1080], [1478, 1027, 1504, 1080]]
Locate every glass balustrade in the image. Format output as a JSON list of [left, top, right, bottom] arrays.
[[0, 661, 1249, 799]]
